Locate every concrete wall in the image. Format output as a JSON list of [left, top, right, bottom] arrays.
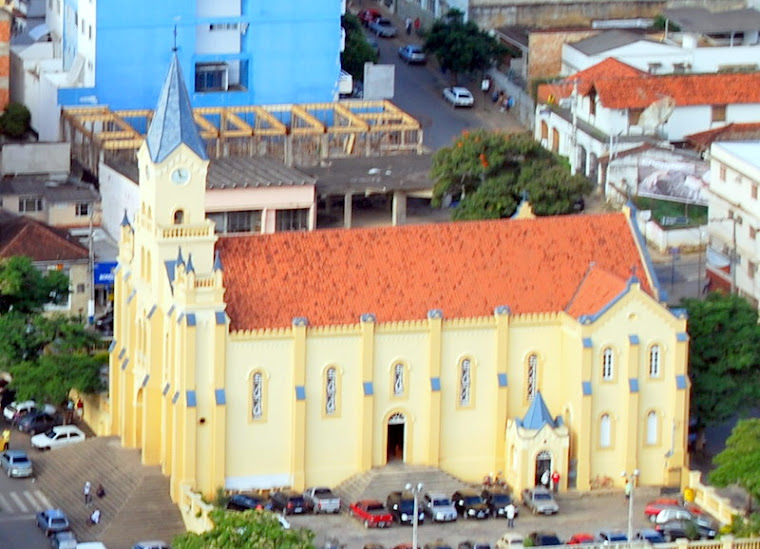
[[0, 142, 70, 175], [98, 163, 139, 242], [528, 30, 597, 83]]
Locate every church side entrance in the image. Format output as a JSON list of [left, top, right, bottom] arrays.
[[535, 450, 552, 486], [386, 412, 405, 462]]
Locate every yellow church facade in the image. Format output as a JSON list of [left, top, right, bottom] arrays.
[[107, 55, 690, 505]]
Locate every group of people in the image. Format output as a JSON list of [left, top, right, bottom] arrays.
[[404, 17, 421, 35], [83, 480, 106, 525], [540, 469, 561, 492]]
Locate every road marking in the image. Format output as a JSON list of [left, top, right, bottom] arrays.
[[34, 490, 53, 509], [0, 492, 10, 512], [23, 491, 40, 509], [8, 492, 28, 513]]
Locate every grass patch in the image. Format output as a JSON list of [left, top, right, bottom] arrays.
[[633, 196, 707, 227]]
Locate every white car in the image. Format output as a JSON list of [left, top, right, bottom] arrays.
[[442, 87, 475, 107], [496, 532, 525, 549], [31, 425, 85, 451], [132, 542, 171, 549], [422, 491, 458, 522], [3, 400, 36, 422]]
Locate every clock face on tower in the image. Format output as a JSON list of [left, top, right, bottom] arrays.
[[171, 167, 191, 184]]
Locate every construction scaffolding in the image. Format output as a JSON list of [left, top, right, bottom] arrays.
[[61, 100, 424, 176]]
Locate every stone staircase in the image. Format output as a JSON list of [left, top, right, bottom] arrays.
[[334, 462, 479, 506], [31, 435, 185, 549]]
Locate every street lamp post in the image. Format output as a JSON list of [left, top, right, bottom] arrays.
[[406, 482, 424, 549], [621, 469, 640, 542]]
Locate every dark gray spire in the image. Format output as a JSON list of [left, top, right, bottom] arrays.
[[145, 53, 208, 163]]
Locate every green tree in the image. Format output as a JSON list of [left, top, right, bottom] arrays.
[[172, 509, 315, 549], [682, 293, 760, 427], [431, 130, 592, 218], [0, 256, 70, 314], [0, 102, 31, 138], [340, 13, 378, 81], [710, 419, 760, 512], [424, 9, 508, 85]]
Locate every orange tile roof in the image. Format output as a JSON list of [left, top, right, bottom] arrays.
[[537, 58, 647, 104], [685, 123, 760, 151], [0, 213, 88, 261], [216, 213, 652, 330]]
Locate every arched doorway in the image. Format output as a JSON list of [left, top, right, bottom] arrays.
[[534, 450, 552, 486], [386, 412, 405, 463]]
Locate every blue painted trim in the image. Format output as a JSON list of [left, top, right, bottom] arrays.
[[126, 289, 137, 304], [494, 305, 511, 316], [215, 388, 226, 405], [172, 391, 180, 404], [629, 378, 639, 393], [177, 313, 185, 324], [114, 264, 122, 274], [147, 305, 157, 319], [578, 282, 632, 325], [582, 381, 592, 396], [141, 374, 149, 388], [625, 201, 665, 301], [186, 390, 197, 407], [670, 308, 688, 319], [629, 334, 640, 345], [360, 313, 376, 323], [363, 381, 374, 396], [427, 309, 443, 319], [430, 377, 441, 392], [121, 358, 129, 371], [167, 305, 175, 316], [163, 383, 171, 396], [295, 386, 306, 401], [215, 311, 226, 325], [582, 337, 593, 348], [497, 373, 508, 387], [186, 313, 196, 327], [108, 340, 117, 352], [292, 317, 308, 327], [676, 375, 687, 390], [676, 332, 688, 342], [118, 348, 126, 359]]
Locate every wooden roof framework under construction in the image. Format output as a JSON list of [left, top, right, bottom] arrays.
[[61, 100, 424, 176]]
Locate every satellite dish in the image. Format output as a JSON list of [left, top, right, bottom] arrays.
[[638, 96, 676, 133]]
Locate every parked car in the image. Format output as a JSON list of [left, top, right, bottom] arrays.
[[18, 411, 59, 435], [655, 507, 715, 531], [369, 17, 397, 38], [0, 449, 33, 478], [132, 543, 172, 549], [654, 520, 706, 541], [349, 499, 393, 528], [31, 425, 86, 451], [598, 530, 628, 544], [422, 492, 458, 522], [566, 533, 595, 545], [442, 87, 474, 108], [226, 492, 271, 512], [458, 542, 492, 549], [495, 533, 524, 549], [36, 508, 70, 536], [51, 530, 78, 549], [386, 491, 425, 525], [358, 9, 381, 27], [482, 488, 519, 518], [363, 545, 386, 549], [452, 489, 490, 519], [521, 486, 559, 515], [398, 44, 426, 64], [269, 490, 307, 515], [424, 542, 453, 549], [526, 532, 562, 546], [4, 399, 37, 422], [303, 486, 341, 514], [76, 544, 109, 549], [635, 529, 666, 544]]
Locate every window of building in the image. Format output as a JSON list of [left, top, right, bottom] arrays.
[[649, 345, 661, 377], [751, 226, 758, 239], [88, 25, 92, 39], [720, 165, 727, 181], [600, 414, 611, 448], [276, 208, 309, 232], [251, 371, 264, 420], [227, 210, 260, 233], [753, 185, 758, 200], [76, 283, 85, 293], [325, 367, 337, 415], [210, 23, 239, 31], [646, 411, 658, 445], [459, 358, 472, 406], [19, 196, 42, 212], [75, 202, 90, 217], [750, 260, 757, 279], [589, 90, 597, 116], [393, 363, 404, 397], [195, 62, 229, 92], [712, 105, 727, 122], [602, 347, 614, 380], [173, 209, 184, 224], [527, 353, 538, 401]]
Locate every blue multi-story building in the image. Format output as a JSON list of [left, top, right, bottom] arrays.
[[15, 0, 344, 139]]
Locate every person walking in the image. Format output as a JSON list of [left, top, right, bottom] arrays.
[[413, 17, 420, 34], [83, 481, 92, 506], [96, 483, 106, 499], [405, 17, 412, 35], [506, 501, 516, 528], [624, 479, 632, 502], [551, 470, 560, 493], [89, 508, 101, 525]]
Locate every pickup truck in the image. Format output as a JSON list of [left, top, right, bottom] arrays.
[[303, 486, 341, 514], [349, 499, 394, 528], [521, 486, 559, 515]]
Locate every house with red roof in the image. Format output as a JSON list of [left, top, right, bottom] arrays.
[[103, 54, 691, 524], [535, 58, 760, 184]]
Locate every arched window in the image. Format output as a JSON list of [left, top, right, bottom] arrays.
[[649, 345, 661, 377], [646, 411, 658, 445], [173, 209, 184, 224], [459, 358, 472, 406], [325, 366, 337, 415], [393, 363, 404, 396], [251, 371, 264, 420], [527, 354, 538, 400], [602, 347, 614, 380], [600, 414, 611, 448]]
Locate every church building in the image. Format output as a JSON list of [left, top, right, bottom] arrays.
[[108, 54, 690, 505]]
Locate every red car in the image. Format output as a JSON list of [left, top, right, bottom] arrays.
[[567, 533, 596, 545], [349, 499, 394, 528], [358, 9, 381, 27]]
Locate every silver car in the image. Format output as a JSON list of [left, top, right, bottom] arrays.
[[369, 17, 397, 38], [0, 449, 33, 478], [132, 542, 172, 549], [51, 530, 77, 549], [423, 491, 458, 522]]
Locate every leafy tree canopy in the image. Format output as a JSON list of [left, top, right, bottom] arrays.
[[710, 419, 760, 505], [682, 292, 760, 427], [172, 509, 315, 549], [0, 102, 31, 139], [341, 13, 379, 82], [424, 9, 508, 84], [0, 256, 70, 314], [431, 130, 592, 219]]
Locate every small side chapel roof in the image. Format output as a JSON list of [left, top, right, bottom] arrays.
[[145, 53, 208, 163], [517, 392, 560, 430]]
